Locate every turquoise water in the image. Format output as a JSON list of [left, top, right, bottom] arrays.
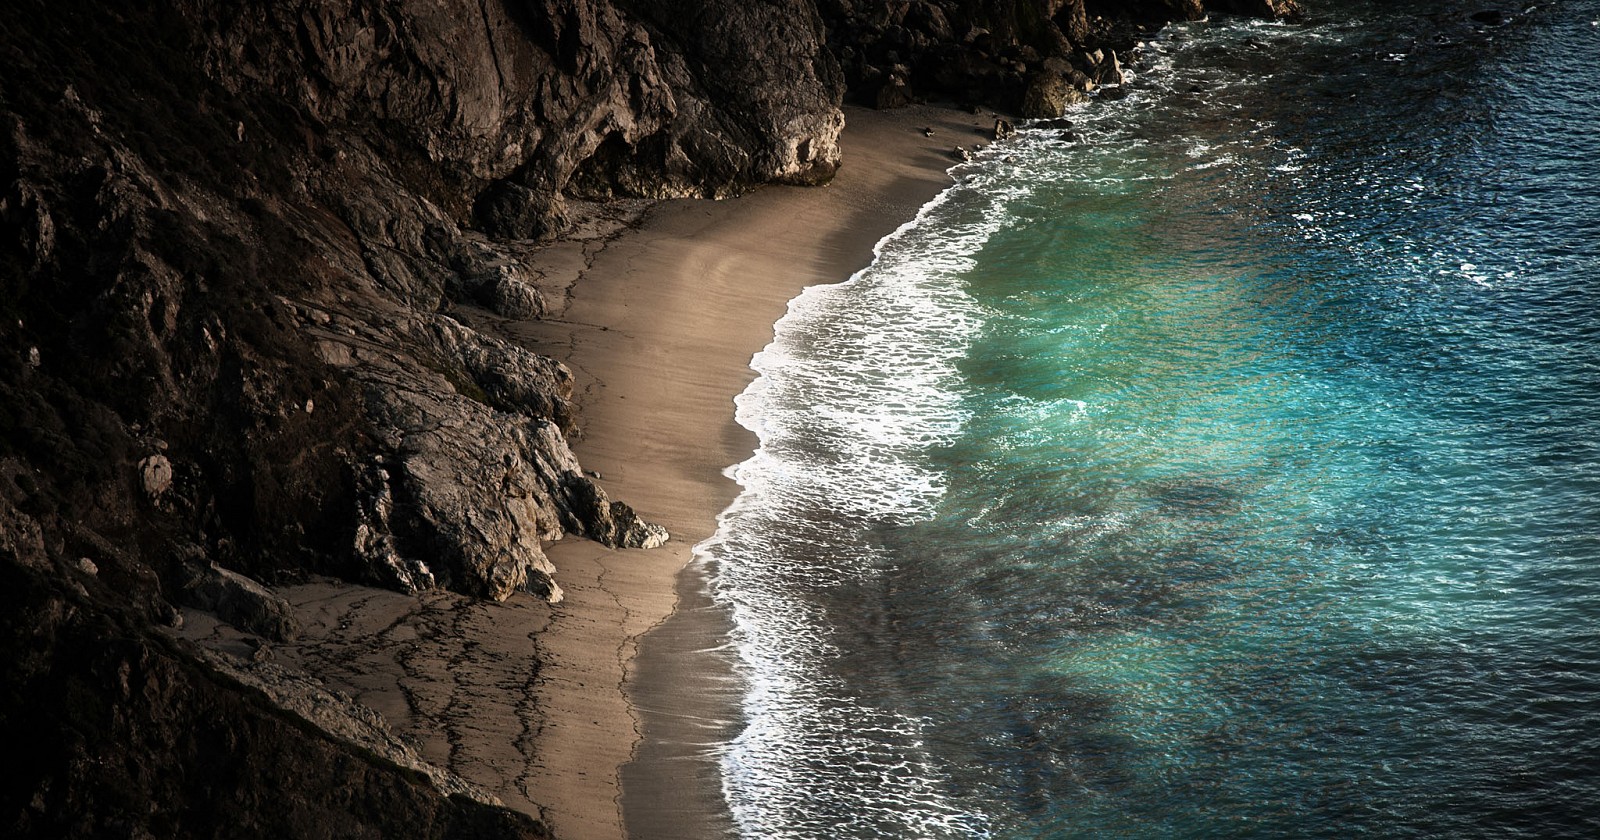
[[707, 3, 1600, 837]]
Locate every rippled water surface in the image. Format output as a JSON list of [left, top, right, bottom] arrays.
[[705, 2, 1600, 837]]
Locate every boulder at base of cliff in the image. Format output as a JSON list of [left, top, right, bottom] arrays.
[[176, 561, 300, 642], [873, 75, 916, 109], [559, 474, 670, 551], [1021, 71, 1088, 119], [473, 181, 568, 242]]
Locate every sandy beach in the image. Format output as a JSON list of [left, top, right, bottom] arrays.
[[232, 103, 995, 840], [528, 103, 987, 840]]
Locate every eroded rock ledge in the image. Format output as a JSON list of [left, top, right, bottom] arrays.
[[4, 0, 826, 832], [1, 0, 1295, 836]]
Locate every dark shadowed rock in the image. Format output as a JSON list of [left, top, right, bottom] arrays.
[[1092, 49, 1125, 86], [0, 0, 1305, 834], [0, 520, 551, 840], [176, 561, 300, 642], [476, 182, 571, 242], [1214, 0, 1301, 18], [0, 0, 843, 832], [873, 74, 917, 109], [1021, 70, 1089, 118], [558, 473, 671, 550], [477, 265, 547, 319], [385, 414, 571, 603], [815, 0, 1299, 115]]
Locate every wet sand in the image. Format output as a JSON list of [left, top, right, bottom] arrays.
[[525, 103, 983, 839], [246, 103, 991, 840]]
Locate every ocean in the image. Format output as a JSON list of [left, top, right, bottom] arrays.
[[701, 2, 1600, 837]]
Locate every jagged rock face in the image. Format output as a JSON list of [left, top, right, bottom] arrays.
[[1207, 0, 1301, 18], [0, 0, 1301, 835], [820, 0, 1298, 112], [0, 516, 549, 840], [1, 0, 842, 612], [615, 0, 846, 187], [1, 0, 838, 834], [182, 0, 843, 238]]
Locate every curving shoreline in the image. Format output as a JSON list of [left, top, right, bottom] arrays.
[[527, 103, 990, 839], [0, 3, 1304, 835], [179, 103, 1004, 840]]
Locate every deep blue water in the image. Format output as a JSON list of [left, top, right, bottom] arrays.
[[704, 3, 1600, 837]]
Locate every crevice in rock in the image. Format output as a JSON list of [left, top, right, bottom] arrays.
[[478, 0, 511, 93]]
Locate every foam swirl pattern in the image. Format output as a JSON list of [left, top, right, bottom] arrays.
[[707, 2, 1600, 837]]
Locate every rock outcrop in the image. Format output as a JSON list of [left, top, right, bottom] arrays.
[[0, 511, 549, 839], [1, 0, 849, 609], [818, 0, 1299, 115], [1, 0, 833, 833], [0, 0, 1298, 836]]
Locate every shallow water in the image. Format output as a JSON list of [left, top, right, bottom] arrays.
[[706, 2, 1600, 837]]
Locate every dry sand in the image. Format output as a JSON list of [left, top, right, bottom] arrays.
[[523, 103, 989, 840], [216, 103, 997, 840]]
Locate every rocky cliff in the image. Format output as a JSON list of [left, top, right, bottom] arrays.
[[0, 0, 1295, 836], [819, 0, 1298, 114]]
